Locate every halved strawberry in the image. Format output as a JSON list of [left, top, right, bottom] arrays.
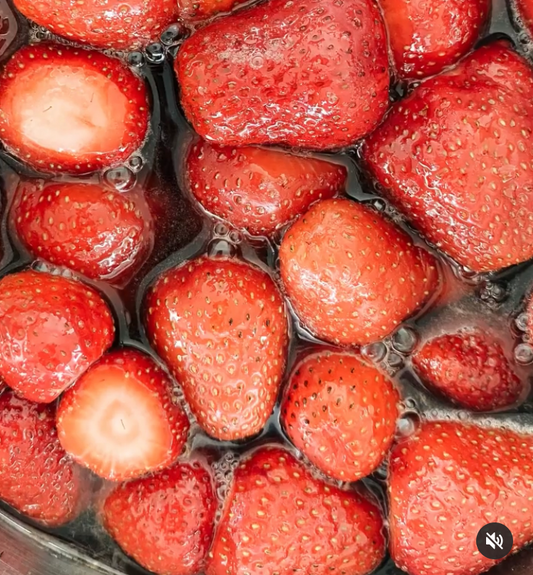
[[12, 180, 153, 285], [56, 348, 190, 482], [279, 198, 438, 346], [0, 391, 88, 527], [281, 348, 400, 481], [103, 460, 217, 575], [185, 139, 347, 236], [0, 269, 114, 403], [0, 43, 149, 174], [145, 256, 289, 441], [13, 0, 179, 50]]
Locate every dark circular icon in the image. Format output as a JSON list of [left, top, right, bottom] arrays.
[[476, 523, 513, 560]]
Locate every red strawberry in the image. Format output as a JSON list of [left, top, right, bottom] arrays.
[[413, 328, 524, 411], [514, 0, 533, 39], [363, 41, 533, 273], [175, 0, 390, 150], [11, 180, 153, 285], [281, 348, 400, 481], [0, 269, 114, 403], [389, 421, 533, 575], [0, 43, 149, 174], [0, 391, 87, 527], [185, 140, 347, 237], [145, 256, 289, 441], [177, 0, 244, 22], [56, 348, 190, 482], [279, 198, 438, 346], [12, 0, 178, 50], [206, 446, 386, 575], [103, 460, 216, 575], [379, 0, 490, 79]]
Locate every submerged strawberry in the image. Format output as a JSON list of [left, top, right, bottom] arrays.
[[0, 269, 114, 403], [57, 348, 190, 482], [363, 41, 533, 273], [177, 0, 245, 22], [206, 446, 386, 575], [514, 0, 533, 39], [12, 0, 178, 50], [176, 0, 390, 150], [12, 180, 153, 285], [389, 421, 533, 575], [281, 348, 400, 481], [0, 391, 87, 527], [279, 198, 438, 346], [0, 43, 149, 174], [145, 256, 289, 441], [185, 140, 347, 236], [103, 460, 216, 575]]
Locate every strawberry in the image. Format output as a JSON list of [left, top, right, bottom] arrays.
[[0, 269, 114, 403], [56, 348, 190, 482], [11, 180, 153, 285], [185, 139, 347, 237], [144, 256, 289, 441], [175, 0, 390, 150], [12, 0, 178, 50], [0, 43, 149, 174], [206, 446, 386, 575], [0, 391, 87, 527], [363, 41, 533, 273], [177, 0, 244, 22], [413, 328, 524, 411], [514, 0, 533, 40], [281, 348, 400, 481], [279, 198, 438, 346], [389, 420, 533, 575], [379, 0, 490, 79], [103, 460, 216, 575]]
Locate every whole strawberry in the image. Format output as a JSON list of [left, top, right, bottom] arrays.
[[57, 349, 190, 482], [389, 421, 533, 575], [0, 269, 114, 403], [379, 0, 489, 79], [12, 180, 153, 285], [185, 139, 347, 236], [176, 0, 390, 150], [363, 41, 533, 273], [0, 391, 87, 527], [279, 198, 438, 346], [207, 446, 385, 575], [145, 256, 288, 440], [413, 328, 524, 411], [281, 348, 400, 481], [103, 460, 216, 575]]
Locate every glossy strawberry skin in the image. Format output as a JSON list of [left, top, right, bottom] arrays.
[[145, 256, 288, 441], [281, 349, 400, 481], [0, 270, 114, 403], [413, 329, 524, 411], [12, 181, 153, 285], [177, 0, 244, 22], [0, 44, 149, 174], [176, 0, 390, 150], [0, 391, 87, 527], [389, 421, 533, 575], [380, 0, 490, 79], [515, 0, 533, 39], [103, 461, 216, 575], [363, 42, 533, 273], [206, 446, 386, 575], [12, 0, 178, 50], [185, 140, 347, 236], [57, 349, 190, 482], [279, 198, 438, 346]]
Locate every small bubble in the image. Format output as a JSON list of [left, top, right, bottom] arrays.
[[515, 343, 533, 365], [361, 342, 387, 363], [128, 155, 143, 173], [228, 230, 242, 244], [396, 413, 420, 438], [391, 326, 418, 355], [160, 24, 182, 46], [516, 313, 529, 333], [387, 352, 404, 369], [403, 397, 418, 411], [145, 42, 165, 64], [128, 51, 145, 67], [104, 166, 136, 192], [214, 223, 229, 237], [479, 281, 508, 305]]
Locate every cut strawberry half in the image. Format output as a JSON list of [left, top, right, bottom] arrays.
[[57, 349, 190, 482], [0, 43, 149, 174]]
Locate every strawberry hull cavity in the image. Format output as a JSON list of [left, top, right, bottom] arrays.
[[363, 41, 533, 273], [0, 44, 149, 174], [175, 0, 390, 150]]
